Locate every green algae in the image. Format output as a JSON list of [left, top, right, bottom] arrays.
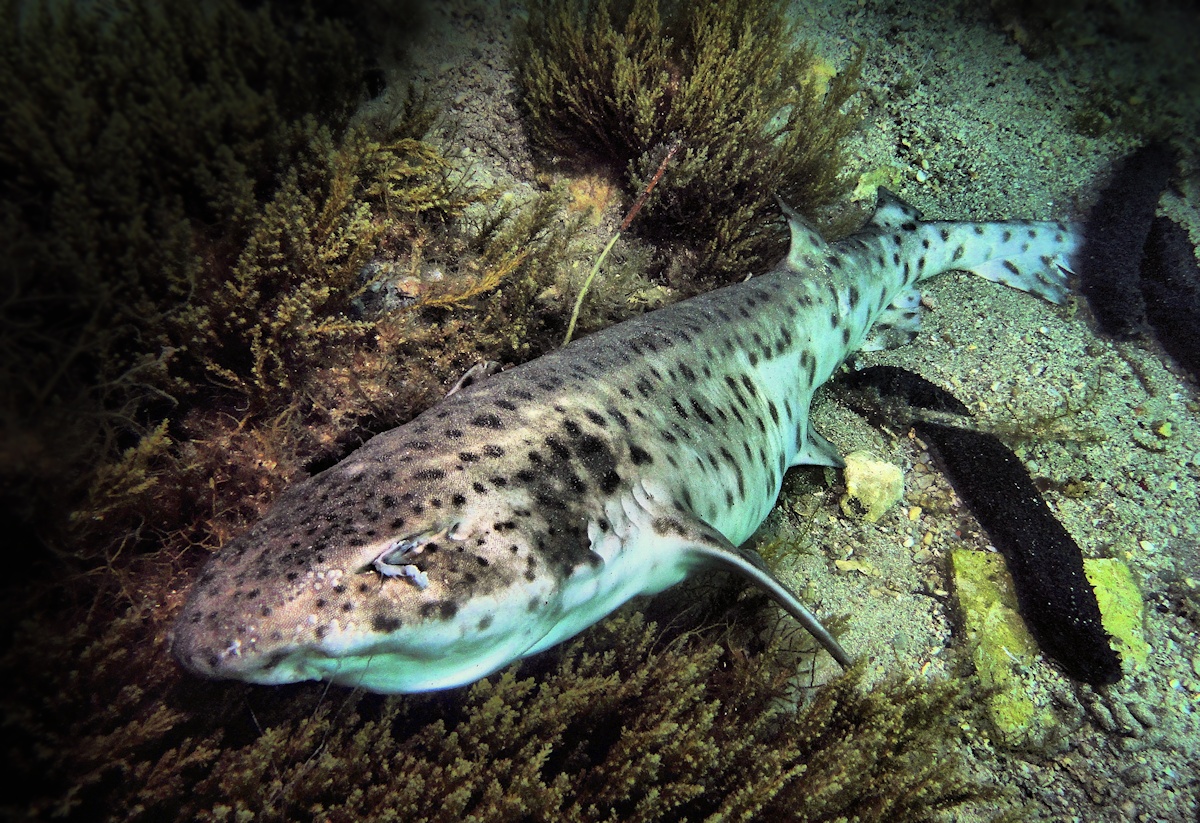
[[951, 548, 1150, 747], [1085, 557, 1150, 672], [950, 549, 1059, 749]]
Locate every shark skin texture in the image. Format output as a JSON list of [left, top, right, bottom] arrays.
[[171, 190, 1077, 693]]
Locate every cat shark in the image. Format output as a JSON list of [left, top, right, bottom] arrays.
[[171, 189, 1076, 693]]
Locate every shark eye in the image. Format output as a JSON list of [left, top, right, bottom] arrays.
[[368, 538, 431, 590], [375, 538, 422, 566]]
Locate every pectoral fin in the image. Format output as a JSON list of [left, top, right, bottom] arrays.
[[656, 513, 853, 668]]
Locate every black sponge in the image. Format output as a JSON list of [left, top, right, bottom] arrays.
[[1077, 142, 1176, 338], [916, 421, 1122, 685], [1141, 215, 1200, 382]]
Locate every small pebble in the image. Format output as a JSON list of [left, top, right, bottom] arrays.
[[1109, 698, 1144, 737], [1123, 763, 1152, 785], [1128, 701, 1158, 728]]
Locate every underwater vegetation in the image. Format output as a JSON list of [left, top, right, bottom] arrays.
[[1, 603, 1013, 822], [513, 0, 862, 289], [0, 0, 369, 569], [0, 0, 585, 590]]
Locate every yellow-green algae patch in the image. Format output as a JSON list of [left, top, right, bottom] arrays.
[[1085, 557, 1150, 671], [951, 549, 1149, 747], [950, 549, 1057, 748]]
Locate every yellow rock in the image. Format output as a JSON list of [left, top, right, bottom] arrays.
[[840, 450, 904, 523]]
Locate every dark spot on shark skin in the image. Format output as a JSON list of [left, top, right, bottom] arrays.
[[413, 468, 445, 481], [577, 433, 608, 459], [607, 407, 630, 429], [629, 445, 653, 465], [471, 413, 504, 429], [419, 601, 458, 620], [651, 516, 688, 537], [545, 436, 571, 460], [952, 245, 965, 261], [600, 469, 621, 494], [585, 409, 607, 426], [445, 428, 463, 438], [372, 614, 402, 633]]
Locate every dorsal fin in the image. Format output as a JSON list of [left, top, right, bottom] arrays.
[[867, 187, 924, 229], [777, 195, 830, 272]]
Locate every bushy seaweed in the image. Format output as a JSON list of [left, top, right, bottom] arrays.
[[0, 602, 1011, 822], [0, 0, 370, 565], [513, 0, 862, 288], [0, 0, 586, 584]]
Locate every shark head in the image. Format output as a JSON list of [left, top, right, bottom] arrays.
[[170, 428, 575, 693]]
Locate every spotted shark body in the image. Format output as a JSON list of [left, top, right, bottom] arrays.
[[171, 190, 1077, 693]]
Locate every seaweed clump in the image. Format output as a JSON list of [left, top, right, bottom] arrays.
[[513, 0, 862, 289], [0, 605, 1011, 822], [0, 0, 581, 590], [0, 0, 373, 569]]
